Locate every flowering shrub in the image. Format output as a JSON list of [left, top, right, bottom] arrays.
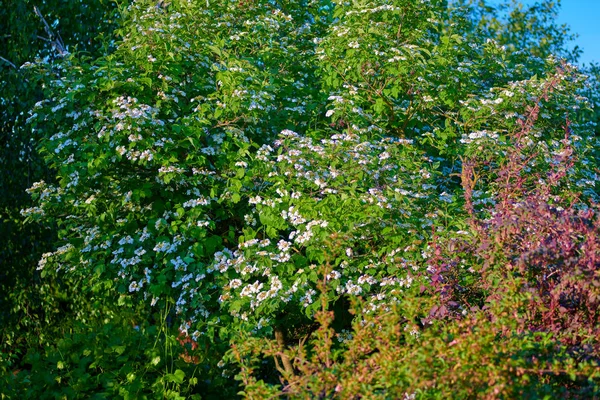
[[3, 0, 599, 398], [213, 128, 440, 337]]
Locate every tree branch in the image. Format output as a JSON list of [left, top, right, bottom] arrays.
[[36, 35, 53, 43], [274, 328, 294, 376], [33, 6, 67, 56], [0, 55, 17, 69]]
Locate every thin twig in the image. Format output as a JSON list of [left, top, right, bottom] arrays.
[[0, 55, 17, 69], [33, 6, 67, 55], [36, 35, 53, 43]]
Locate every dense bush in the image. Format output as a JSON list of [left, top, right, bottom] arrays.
[[0, 1, 123, 395], [2, 0, 599, 398]]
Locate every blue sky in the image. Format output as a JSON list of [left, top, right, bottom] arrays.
[[558, 0, 600, 65], [487, 0, 600, 66]]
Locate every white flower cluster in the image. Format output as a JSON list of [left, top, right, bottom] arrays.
[[460, 130, 500, 144]]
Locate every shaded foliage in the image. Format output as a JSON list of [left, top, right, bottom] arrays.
[[1, 0, 599, 398]]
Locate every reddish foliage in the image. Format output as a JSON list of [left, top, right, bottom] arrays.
[[459, 67, 600, 341], [177, 322, 199, 364]]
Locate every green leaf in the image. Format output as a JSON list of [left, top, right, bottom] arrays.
[[166, 369, 186, 384]]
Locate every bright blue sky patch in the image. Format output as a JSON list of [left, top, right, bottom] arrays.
[[487, 0, 600, 66]]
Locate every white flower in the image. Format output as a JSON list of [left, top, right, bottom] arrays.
[[256, 291, 269, 301], [183, 197, 210, 208], [325, 109, 335, 117], [379, 151, 390, 160], [37, 252, 53, 270], [249, 196, 262, 205], [229, 279, 242, 289], [345, 282, 362, 295], [129, 281, 140, 292], [140, 150, 153, 161], [277, 240, 291, 252], [281, 129, 298, 137], [128, 133, 142, 142], [327, 270, 341, 280]]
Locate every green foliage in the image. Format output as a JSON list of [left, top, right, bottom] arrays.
[[2, 0, 599, 398], [1, 1, 123, 396]]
